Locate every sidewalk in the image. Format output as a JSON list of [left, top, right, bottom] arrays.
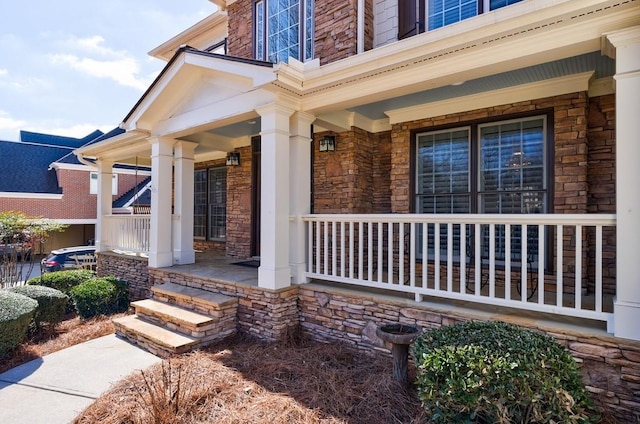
[[0, 334, 161, 424]]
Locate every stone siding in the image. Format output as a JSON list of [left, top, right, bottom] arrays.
[[298, 284, 640, 422], [227, 0, 372, 65], [97, 252, 150, 301], [225, 146, 253, 258], [149, 268, 298, 342]]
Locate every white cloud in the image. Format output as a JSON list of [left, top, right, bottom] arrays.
[[49, 53, 153, 91], [0, 69, 7, 77], [67, 35, 121, 57], [0, 110, 27, 140]]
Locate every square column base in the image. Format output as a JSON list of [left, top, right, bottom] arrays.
[[289, 262, 309, 285], [614, 300, 640, 341], [173, 249, 195, 265], [148, 251, 173, 268], [258, 265, 291, 290]]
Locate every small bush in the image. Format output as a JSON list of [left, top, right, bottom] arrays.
[[28, 269, 95, 312], [0, 291, 38, 357], [70, 276, 129, 319], [8, 285, 68, 328], [412, 320, 597, 424]]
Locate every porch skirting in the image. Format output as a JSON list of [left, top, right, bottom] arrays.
[[99, 254, 640, 421]]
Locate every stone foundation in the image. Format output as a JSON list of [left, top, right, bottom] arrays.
[[99, 253, 639, 421], [97, 252, 150, 300]]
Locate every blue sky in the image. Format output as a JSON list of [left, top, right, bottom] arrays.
[[0, 0, 216, 141]]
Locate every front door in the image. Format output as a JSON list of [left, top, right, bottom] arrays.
[[251, 136, 261, 257]]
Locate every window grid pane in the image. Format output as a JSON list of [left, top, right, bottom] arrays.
[[193, 170, 207, 239], [208, 167, 227, 241], [428, 0, 478, 30], [255, 1, 265, 60]]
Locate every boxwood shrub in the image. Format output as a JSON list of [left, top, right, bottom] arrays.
[[0, 291, 38, 357], [70, 276, 129, 319], [412, 320, 598, 424], [8, 285, 68, 328], [28, 269, 95, 311]]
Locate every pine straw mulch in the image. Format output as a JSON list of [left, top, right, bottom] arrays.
[[73, 332, 428, 424], [0, 313, 126, 374]]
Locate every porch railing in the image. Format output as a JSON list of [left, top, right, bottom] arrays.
[[103, 215, 151, 254], [303, 214, 616, 329]]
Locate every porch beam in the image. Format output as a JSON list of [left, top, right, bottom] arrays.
[[256, 103, 295, 290], [172, 141, 197, 265], [289, 112, 315, 284], [95, 159, 114, 253], [148, 137, 175, 268], [608, 25, 640, 341]]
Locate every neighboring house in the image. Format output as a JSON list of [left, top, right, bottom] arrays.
[[76, 1, 640, 418], [0, 129, 150, 252]]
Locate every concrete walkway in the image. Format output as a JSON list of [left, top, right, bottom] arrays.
[[0, 334, 161, 424]]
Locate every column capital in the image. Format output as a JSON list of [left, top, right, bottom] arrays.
[[605, 25, 640, 49], [174, 140, 198, 159], [148, 136, 175, 156], [290, 112, 316, 137]]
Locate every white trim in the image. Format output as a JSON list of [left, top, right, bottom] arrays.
[[589, 76, 616, 97], [385, 72, 594, 124], [50, 162, 152, 175], [0, 192, 63, 200], [50, 219, 97, 225]]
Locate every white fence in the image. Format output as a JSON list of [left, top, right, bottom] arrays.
[[303, 214, 616, 329], [103, 215, 151, 254]]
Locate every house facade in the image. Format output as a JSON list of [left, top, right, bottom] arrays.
[[76, 0, 640, 417], [0, 130, 150, 251]]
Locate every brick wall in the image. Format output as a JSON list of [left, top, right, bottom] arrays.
[[0, 169, 141, 219], [226, 0, 372, 65]]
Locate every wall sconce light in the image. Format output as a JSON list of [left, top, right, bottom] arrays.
[[319, 135, 336, 152], [226, 152, 240, 166]]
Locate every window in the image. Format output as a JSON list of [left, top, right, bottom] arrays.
[[194, 167, 227, 241], [255, 0, 314, 63], [399, 0, 524, 39], [414, 115, 548, 261], [89, 172, 117, 195]]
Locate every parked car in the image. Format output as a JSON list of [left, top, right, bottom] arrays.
[[40, 246, 96, 272], [0, 243, 32, 261]]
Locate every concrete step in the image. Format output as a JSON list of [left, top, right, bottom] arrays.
[[113, 315, 199, 357]]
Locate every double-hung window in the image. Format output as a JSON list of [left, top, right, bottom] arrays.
[[399, 0, 524, 39], [415, 115, 548, 262], [194, 167, 227, 241], [255, 0, 314, 64]]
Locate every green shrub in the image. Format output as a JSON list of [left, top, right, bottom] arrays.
[[0, 291, 38, 357], [69, 276, 129, 319], [412, 320, 597, 424], [8, 285, 68, 327], [28, 269, 95, 312]]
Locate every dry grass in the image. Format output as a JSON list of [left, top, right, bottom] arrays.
[[74, 333, 427, 424], [0, 313, 126, 374]]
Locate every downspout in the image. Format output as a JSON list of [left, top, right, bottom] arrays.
[[357, 0, 365, 54]]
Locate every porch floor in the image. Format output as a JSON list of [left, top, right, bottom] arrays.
[[159, 251, 612, 337]]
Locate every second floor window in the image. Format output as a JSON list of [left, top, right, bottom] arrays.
[[255, 0, 314, 64], [399, 0, 524, 39]]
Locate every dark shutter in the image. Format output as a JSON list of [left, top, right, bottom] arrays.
[[398, 0, 425, 40]]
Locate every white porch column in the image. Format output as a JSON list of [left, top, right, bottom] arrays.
[[256, 103, 295, 289], [95, 159, 114, 253], [172, 141, 197, 265], [289, 112, 315, 284], [608, 26, 640, 340], [148, 137, 174, 268]]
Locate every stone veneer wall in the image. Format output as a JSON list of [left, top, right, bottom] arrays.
[[96, 252, 150, 301], [225, 145, 253, 258], [148, 268, 298, 341], [297, 284, 640, 422], [98, 252, 639, 420], [313, 128, 392, 214], [227, 0, 373, 65]]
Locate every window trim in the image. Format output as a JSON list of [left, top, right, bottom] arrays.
[[410, 110, 554, 214]]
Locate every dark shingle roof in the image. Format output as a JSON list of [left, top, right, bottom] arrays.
[[19, 130, 104, 148], [113, 177, 151, 207], [0, 141, 68, 193]]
